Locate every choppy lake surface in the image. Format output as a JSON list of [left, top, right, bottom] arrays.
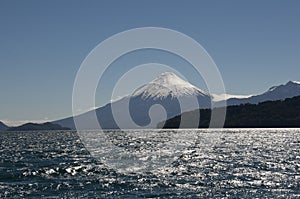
[[0, 129, 299, 198]]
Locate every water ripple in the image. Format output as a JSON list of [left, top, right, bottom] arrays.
[[0, 129, 299, 198]]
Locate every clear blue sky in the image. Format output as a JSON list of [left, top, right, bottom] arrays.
[[1, 0, 300, 125]]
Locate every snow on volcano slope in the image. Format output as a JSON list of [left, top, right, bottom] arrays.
[[132, 72, 209, 99]]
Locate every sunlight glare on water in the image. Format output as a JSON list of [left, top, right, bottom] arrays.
[[0, 129, 299, 198]]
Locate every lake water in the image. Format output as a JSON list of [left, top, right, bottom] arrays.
[[0, 129, 299, 198]]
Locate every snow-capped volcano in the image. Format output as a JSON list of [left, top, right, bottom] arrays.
[[54, 72, 212, 129], [132, 72, 209, 99]]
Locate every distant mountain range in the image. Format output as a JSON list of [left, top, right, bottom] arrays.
[[160, 95, 300, 128], [219, 81, 300, 106], [53, 72, 211, 129], [53, 73, 300, 130], [3, 73, 299, 131], [6, 122, 70, 131]]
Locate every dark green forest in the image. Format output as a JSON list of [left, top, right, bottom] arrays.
[[159, 95, 300, 128]]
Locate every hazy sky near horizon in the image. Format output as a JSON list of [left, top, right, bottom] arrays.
[[1, 0, 300, 125]]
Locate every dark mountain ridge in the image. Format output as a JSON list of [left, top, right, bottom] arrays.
[[160, 95, 300, 128], [7, 122, 70, 131]]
